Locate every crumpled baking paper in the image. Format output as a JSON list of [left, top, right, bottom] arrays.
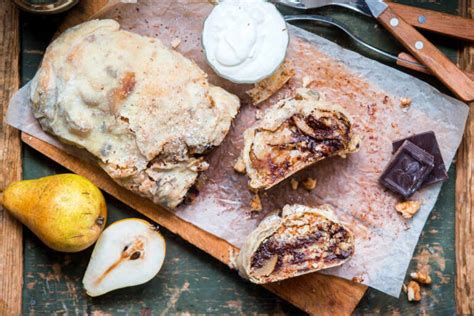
[[7, 0, 468, 297]]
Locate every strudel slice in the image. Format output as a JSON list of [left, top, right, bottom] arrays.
[[237, 204, 355, 284]]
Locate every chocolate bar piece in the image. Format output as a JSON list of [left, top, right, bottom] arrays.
[[380, 140, 434, 198], [393, 131, 448, 186]]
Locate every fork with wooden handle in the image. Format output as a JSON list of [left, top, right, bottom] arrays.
[[386, 2, 474, 42], [365, 0, 474, 102]]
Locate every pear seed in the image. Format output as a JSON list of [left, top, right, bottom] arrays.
[[130, 251, 141, 260]]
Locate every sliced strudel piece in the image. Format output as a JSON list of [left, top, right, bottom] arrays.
[[239, 88, 359, 190], [236, 204, 355, 284]]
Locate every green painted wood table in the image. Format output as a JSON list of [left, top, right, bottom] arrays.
[[11, 0, 470, 314]]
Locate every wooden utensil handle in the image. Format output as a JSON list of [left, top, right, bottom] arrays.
[[397, 52, 474, 81], [377, 7, 474, 102], [388, 2, 474, 42]]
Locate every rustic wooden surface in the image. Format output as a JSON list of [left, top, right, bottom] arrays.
[[0, 1, 22, 315], [15, 0, 464, 314], [456, 0, 474, 314]]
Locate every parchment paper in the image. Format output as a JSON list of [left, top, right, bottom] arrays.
[[7, 0, 468, 297]]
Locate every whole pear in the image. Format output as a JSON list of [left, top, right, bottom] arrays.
[[2, 174, 107, 252]]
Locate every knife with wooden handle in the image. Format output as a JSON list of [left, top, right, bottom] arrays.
[[277, 0, 474, 41], [365, 0, 474, 102]]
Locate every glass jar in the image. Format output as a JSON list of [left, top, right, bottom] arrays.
[[14, 0, 78, 14]]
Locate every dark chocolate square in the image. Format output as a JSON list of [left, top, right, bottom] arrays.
[[380, 140, 434, 198], [392, 131, 448, 187]]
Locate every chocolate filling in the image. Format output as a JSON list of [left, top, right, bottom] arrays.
[[249, 110, 353, 184], [250, 221, 353, 273]]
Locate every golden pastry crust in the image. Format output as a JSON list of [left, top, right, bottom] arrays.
[[246, 59, 295, 105], [30, 19, 240, 208], [236, 204, 355, 284], [241, 88, 360, 190]]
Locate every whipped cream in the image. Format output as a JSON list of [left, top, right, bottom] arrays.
[[202, 0, 289, 83]]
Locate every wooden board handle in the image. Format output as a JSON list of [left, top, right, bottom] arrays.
[[388, 2, 474, 42], [397, 52, 474, 81], [377, 7, 474, 102]]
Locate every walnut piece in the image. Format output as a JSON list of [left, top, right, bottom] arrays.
[[395, 200, 421, 219], [302, 177, 317, 191], [410, 271, 432, 285], [250, 194, 263, 212], [233, 156, 246, 174], [400, 97, 412, 108], [290, 178, 299, 190], [407, 281, 421, 302]]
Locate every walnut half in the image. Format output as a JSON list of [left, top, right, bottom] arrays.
[[410, 271, 432, 285], [395, 201, 421, 219]]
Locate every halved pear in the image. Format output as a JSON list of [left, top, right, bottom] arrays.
[[82, 218, 166, 296]]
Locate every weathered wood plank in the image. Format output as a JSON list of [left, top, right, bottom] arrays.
[[0, 1, 22, 315], [17, 0, 463, 314], [456, 1, 474, 314]]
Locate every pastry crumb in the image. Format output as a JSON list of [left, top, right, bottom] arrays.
[[171, 38, 181, 48], [410, 271, 432, 285], [352, 276, 364, 283], [290, 178, 299, 190], [406, 281, 421, 302], [250, 194, 263, 212], [400, 97, 412, 109], [302, 177, 317, 191], [233, 156, 246, 174], [395, 200, 421, 219]]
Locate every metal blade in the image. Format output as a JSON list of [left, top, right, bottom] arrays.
[[275, 0, 372, 17], [284, 14, 426, 69], [364, 0, 388, 18]]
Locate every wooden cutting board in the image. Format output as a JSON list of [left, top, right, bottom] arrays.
[[19, 0, 367, 314]]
